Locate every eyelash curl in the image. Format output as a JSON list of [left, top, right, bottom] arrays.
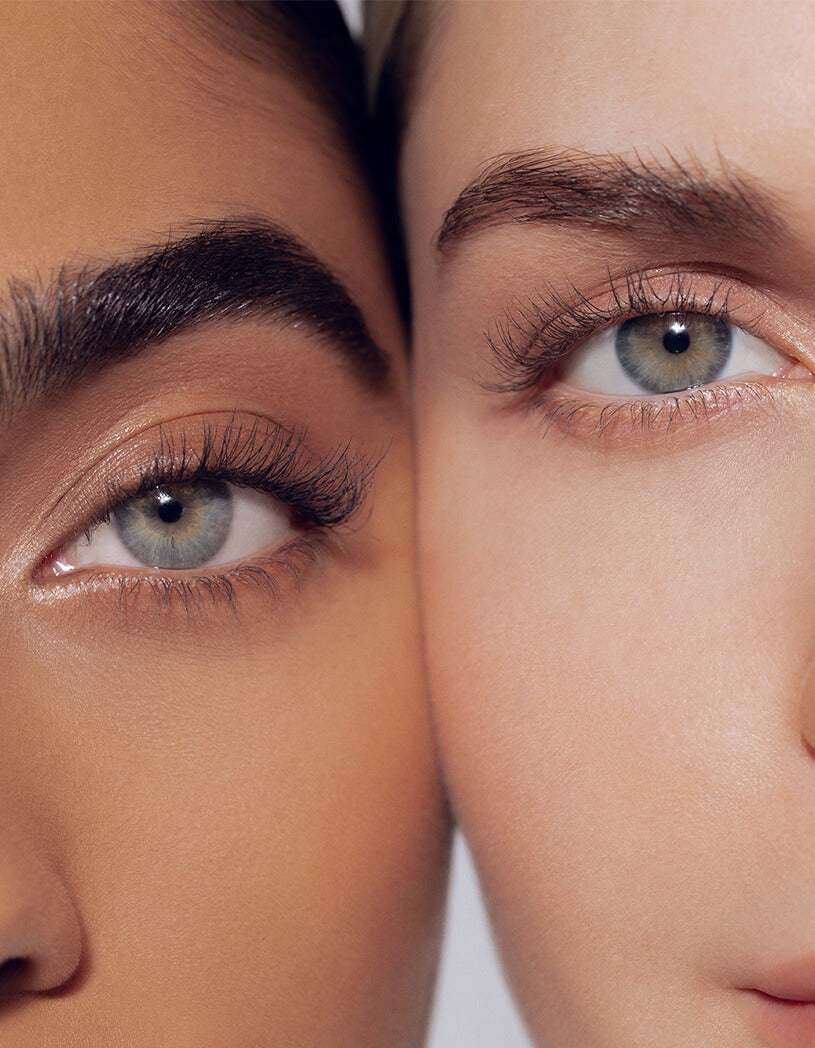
[[41, 414, 377, 618]]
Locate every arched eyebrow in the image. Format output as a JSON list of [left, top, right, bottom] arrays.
[[0, 218, 390, 419], [436, 150, 788, 255]]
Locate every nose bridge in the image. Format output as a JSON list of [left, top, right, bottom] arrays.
[[0, 823, 82, 996]]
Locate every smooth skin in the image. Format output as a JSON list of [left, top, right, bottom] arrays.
[[403, 3, 815, 1047], [0, 4, 449, 1045]]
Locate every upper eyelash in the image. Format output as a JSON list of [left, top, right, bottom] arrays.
[[87, 414, 376, 538], [484, 269, 758, 396]]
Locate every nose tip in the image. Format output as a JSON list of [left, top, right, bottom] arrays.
[[0, 844, 82, 997]]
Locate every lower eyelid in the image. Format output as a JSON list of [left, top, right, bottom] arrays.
[[32, 529, 338, 622], [524, 376, 807, 450]]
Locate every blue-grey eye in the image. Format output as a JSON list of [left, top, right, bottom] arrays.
[[113, 481, 233, 569], [55, 480, 294, 575], [615, 314, 731, 393], [559, 311, 787, 396]]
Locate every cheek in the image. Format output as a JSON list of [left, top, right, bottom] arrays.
[[4, 548, 449, 1041], [418, 398, 815, 1041]]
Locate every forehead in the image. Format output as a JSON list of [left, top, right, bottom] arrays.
[[0, 3, 368, 280], [403, 1, 815, 246]]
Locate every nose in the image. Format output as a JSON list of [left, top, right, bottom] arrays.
[[0, 830, 81, 997]]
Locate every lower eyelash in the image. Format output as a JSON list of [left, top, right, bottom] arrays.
[[45, 531, 337, 624], [120, 533, 332, 620], [529, 379, 775, 443]]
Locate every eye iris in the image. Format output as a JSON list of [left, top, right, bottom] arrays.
[[113, 480, 233, 569], [615, 313, 732, 393]]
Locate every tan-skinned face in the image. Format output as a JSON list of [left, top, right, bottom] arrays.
[[403, 3, 815, 1047], [0, 3, 450, 1044]]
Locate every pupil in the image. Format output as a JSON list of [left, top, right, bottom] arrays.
[[157, 496, 183, 524], [663, 324, 690, 354]]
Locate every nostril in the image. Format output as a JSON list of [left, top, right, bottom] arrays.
[[0, 956, 29, 993], [0, 846, 83, 994]]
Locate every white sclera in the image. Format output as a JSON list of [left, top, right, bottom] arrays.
[[559, 320, 788, 396], [55, 485, 293, 573]]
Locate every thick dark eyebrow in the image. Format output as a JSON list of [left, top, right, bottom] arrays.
[[0, 218, 389, 419], [437, 150, 788, 254]]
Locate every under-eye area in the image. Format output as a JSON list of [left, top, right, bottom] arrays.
[[483, 267, 814, 442], [33, 412, 376, 617]]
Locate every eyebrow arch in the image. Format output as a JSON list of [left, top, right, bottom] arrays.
[[0, 218, 390, 419], [436, 149, 788, 254]]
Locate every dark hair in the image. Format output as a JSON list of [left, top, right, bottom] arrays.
[[179, 1, 369, 174], [264, 2, 370, 168], [189, 1, 410, 322], [368, 4, 428, 154], [366, 3, 437, 320]]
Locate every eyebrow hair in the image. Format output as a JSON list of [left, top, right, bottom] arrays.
[[436, 150, 787, 253], [0, 218, 389, 419]]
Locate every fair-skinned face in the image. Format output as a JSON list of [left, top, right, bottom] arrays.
[[403, 3, 815, 1046], [0, 4, 449, 1044]]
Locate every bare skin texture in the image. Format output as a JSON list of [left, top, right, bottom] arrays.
[[0, 4, 449, 1045], [402, 3, 815, 1047]]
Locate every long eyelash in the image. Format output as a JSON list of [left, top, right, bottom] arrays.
[[94, 414, 376, 534], [485, 268, 750, 395]]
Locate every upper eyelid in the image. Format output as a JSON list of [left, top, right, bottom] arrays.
[[97, 417, 371, 527]]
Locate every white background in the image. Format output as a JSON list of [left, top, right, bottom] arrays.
[[428, 835, 533, 1048]]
